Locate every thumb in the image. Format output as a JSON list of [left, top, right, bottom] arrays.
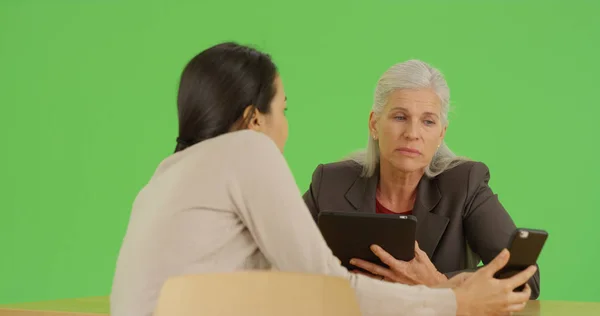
[[481, 249, 510, 276], [414, 241, 424, 260]]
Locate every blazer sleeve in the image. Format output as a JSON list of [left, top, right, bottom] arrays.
[[302, 164, 324, 223], [461, 162, 541, 299]]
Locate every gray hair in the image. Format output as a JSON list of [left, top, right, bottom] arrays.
[[347, 60, 470, 178]]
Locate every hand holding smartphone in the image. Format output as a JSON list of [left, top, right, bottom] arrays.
[[494, 228, 548, 291]]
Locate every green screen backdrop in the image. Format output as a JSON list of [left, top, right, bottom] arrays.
[[1, 0, 599, 304]]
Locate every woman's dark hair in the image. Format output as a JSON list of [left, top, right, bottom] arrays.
[[174, 42, 278, 152]]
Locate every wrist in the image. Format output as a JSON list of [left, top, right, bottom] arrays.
[[439, 272, 448, 282], [434, 272, 448, 285], [452, 288, 470, 316]]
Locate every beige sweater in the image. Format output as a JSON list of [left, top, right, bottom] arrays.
[[110, 130, 457, 316]]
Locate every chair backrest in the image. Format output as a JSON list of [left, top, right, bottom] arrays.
[[153, 271, 362, 316]]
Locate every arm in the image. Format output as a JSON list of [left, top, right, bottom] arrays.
[[228, 131, 456, 316], [462, 162, 541, 299], [301, 164, 324, 223]]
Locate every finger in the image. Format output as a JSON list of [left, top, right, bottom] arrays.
[[414, 241, 427, 255], [371, 245, 405, 269], [509, 284, 531, 304], [414, 241, 425, 260], [523, 283, 532, 295], [352, 269, 379, 280], [414, 241, 421, 255], [508, 284, 532, 305], [506, 266, 537, 290], [507, 302, 527, 312], [350, 258, 395, 279], [479, 249, 510, 276], [506, 289, 530, 313], [414, 244, 435, 267]]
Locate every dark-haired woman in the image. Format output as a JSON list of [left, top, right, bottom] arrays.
[[110, 42, 536, 316]]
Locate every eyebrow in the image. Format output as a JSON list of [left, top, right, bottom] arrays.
[[389, 106, 440, 118]]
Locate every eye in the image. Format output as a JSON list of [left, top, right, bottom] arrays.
[[394, 115, 406, 121], [424, 119, 436, 126]]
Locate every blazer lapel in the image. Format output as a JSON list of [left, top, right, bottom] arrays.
[[413, 176, 449, 259], [344, 168, 378, 214]]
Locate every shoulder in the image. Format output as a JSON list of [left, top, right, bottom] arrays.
[[321, 159, 363, 174], [225, 130, 284, 167], [220, 129, 279, 150], [435, 161, 492, 195], [436, 161, 491, 182], [309, 159, 364, 182], [181, 130, 283, 174], [191, 130, 280, 158]]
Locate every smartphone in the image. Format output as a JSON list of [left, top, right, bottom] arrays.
[[494, 228, 548, 291]]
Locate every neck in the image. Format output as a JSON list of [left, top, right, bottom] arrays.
[[377, 159, 424, 212]]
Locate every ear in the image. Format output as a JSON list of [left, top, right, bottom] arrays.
[[439, 124, 448, 144], [243, 105, 263, 131], [368, 111, 379, 140]]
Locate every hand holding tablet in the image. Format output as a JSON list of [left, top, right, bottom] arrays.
[[350, 241, 448, 286]]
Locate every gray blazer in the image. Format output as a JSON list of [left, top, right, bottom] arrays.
[[302, 159, 540, 299]]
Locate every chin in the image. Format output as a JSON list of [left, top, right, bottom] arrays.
[[389, 158, 426, 174]]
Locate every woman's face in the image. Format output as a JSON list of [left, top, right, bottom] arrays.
[[369, 88, 447, 174], [249, 75, 289, 153]]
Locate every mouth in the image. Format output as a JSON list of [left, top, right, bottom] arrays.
[[395, 147, 422, 157]]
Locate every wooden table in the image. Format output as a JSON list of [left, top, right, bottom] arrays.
[[0, 297, 598, 315], [515, 300, 600, 315], [0, 297, 108, 316]]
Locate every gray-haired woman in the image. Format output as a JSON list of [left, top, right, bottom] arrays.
[[303, 60, 540, 298]]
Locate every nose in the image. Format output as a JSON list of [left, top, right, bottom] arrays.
[[403, 120, 419, 140]]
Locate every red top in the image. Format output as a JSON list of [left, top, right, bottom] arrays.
[[375, 199, 413, 215]]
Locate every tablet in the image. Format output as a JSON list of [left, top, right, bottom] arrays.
[[317, 211, 417, 270]]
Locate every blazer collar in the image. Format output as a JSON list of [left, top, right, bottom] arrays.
[[344, 165, 442, 216]]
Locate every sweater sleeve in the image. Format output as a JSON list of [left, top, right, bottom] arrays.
[[226, 131, 457, 316]]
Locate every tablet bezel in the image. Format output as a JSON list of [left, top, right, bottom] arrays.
[[317, 211, 417, 271]]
